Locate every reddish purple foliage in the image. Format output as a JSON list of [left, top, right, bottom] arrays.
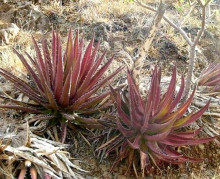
[[99, 66, 217, 174], [0, 30, 122, 130]]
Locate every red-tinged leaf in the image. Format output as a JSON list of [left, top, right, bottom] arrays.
[[54, 34, 63, 100], [128, 85, 144, 129], [79, 34, 94, 79], [78, 91, 110, 109], [64, 29, 79, 78], [29, 54, 52, 98], [77, 52, 106, 94], [0, 104, 42, 113], [152, 68, 161, 116], [161, 135, 217, 146], [32, 36, 47, 80], [173, 127, 203, 138], [73, 30, 80, 66], [169, 75, 184, 111], [43, 80, 59, 110], [64, 29, 73, 70], [109, 85, 118, 102], [147, 113, 178, 133], [117, 93, 131, 126], [159, 87, 196, 124], [25, 51, 37, 66], [32, 114, 56, 121], [24, 52, 46, 92], [159, 144, 183, 159], [70, 66, 123, 110], [13, 49, 44, 92], [160, 158, 187, 164], [147, 142, 180, 159], [205, 77, 220, 86], [42, 39, 53, 86], [117, 119, 135, 138], [96, 134, 123, 151], [44, 173, 51, 179], [18, 169, 27, 179], [106, 139, 125, 154], [110, 141, 130, 172], [0, 69, 40, 95], [144, 130, 170, 141], [127, 135, 141, 149], [199, 63, 220, 85], [153, 85, 175, 121], [0, 69, 47, 105], [127, 71, 144, 117], [69, 47, 82, 99], [158, 66, 177, 112], [90, 66, 123, 93], [59, 70, 72, 107], [161, 147, 204, 163], [173, 100, 210, 129], [142, 68, 160, 130], [0, 95, 39, 107], [30, 167, 37, 179], [88, 41, 100, 69], [83, 56, 115, 92], [52, 30, 57, 82]]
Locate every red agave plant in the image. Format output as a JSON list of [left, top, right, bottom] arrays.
[[0, 29, 122, 142], [99, 66, 217, 176]]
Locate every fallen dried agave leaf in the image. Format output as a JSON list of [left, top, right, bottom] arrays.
[[1, 130, 87, 179]]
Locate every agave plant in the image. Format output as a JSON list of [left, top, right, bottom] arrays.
[[98, 66, 217, 176], [198, 63, 220, 95], [0, 29, 122, 141]]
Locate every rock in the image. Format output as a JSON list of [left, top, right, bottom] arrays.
[[201, 30, 220, 62], [13, 3, 50, 31], [0, 3, 12, 12], [84, 22, 109, 42], [198, 144, 205, 150], [111, 21, 128, 33], [131, 26, 150, 42], [0, 23, 19, 45], [122, 13, 135, 24], [102, 41, 111, 51], [113, 41, 124, 52]]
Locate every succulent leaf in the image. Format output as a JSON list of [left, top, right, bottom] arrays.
[[101, 65, 217, 173], [0, 29, 121, 136]]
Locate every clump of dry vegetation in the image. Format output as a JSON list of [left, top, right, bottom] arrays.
[[0, 0, 219, 178]]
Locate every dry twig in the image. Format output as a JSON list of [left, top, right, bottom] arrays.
[[132, 0, 166, 85], [135, 0, 212, 100]]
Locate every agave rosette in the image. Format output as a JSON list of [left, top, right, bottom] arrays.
[[0, 30, 122, 134], [198, 63, 220, 94], [100, 66, 216, 173]]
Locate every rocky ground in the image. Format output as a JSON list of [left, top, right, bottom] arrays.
[[0, 0, 220, 178]]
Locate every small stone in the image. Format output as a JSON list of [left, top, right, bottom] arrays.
[[0, 23, 19, 44], [198, 144, 205, 150], [13, 3, 50, 31]]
